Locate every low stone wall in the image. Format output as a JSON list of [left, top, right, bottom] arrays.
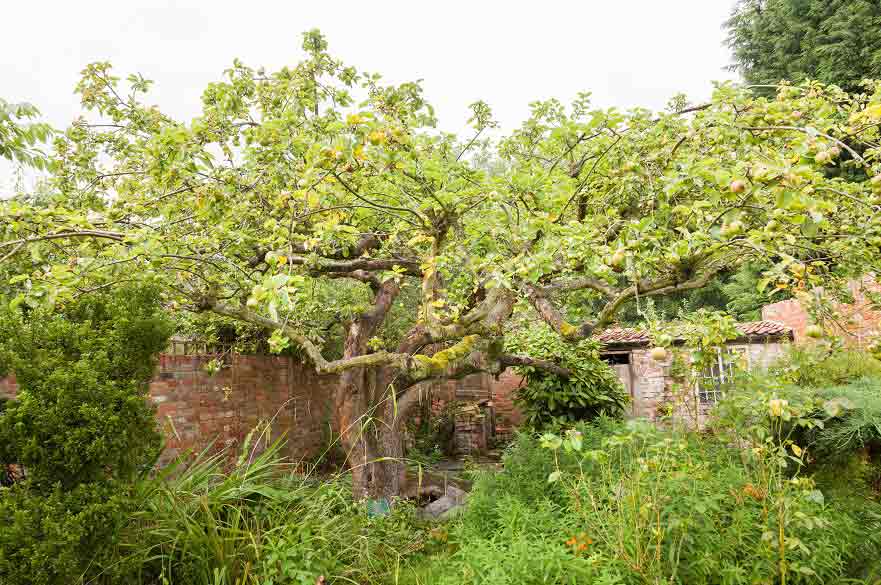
[[1, 354, 338, 467], [4, 350, 518, 462]]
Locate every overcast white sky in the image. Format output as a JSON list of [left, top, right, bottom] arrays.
[[1, 0, 738, 189]]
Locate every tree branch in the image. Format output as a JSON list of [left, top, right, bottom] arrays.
[[332, 172, 428, 227], [284, 254, 422, 277], [739, 125, 867, 166], [206, 298, 412, 374], [0, 230, 126, 253], [499, 354, 571, 377], [526, 265, 724, 340], [327, 270, 381, 290]]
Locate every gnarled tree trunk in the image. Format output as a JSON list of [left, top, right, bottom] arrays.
[[335, 363, 409, 501], [331, 279, 413, 501]]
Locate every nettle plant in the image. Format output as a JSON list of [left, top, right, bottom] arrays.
[[541, 408, 844, 584], [2, 29, 881, 499]]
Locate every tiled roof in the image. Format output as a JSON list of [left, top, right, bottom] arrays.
[[736, 320, 792, 337], [595, 320, 792, 347], [594, 327, 652, 345]]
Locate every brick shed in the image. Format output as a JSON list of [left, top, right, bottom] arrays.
[[595, 321, 792, 424], [425, 321, 795, 451]]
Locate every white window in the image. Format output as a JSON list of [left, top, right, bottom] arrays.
[[696, 347, 744, 404]]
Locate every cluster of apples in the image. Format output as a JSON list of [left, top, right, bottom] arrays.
[[719, 179, 749, 237]]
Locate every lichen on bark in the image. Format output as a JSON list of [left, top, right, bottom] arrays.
[[411, 334, 480, 378]]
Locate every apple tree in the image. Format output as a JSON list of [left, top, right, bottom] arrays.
[[491, 84, 881, 340], [3, 31, 881, 500]]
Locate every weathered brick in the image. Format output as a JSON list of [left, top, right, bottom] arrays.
[[763, 276, 881, 346], [0, 353, 337, 468]]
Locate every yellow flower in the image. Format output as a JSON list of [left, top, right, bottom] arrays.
[[768, 398, 788, 417]]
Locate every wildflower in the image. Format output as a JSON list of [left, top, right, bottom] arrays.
[[768, 398, 788, 417], [742, 483, 765, 501], [566, 533, 593, 555]]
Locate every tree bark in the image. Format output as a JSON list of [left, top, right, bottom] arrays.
[[331, 278, 411, 501], [335, 363, 408, 501]]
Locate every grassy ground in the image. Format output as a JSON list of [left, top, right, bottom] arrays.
[[104, 388, 881, 585]]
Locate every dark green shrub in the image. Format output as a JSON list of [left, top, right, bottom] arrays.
[[0, 285, 172, 585], [506, 326, 628, 427], [0, 396, 15, 486], [0, 482, 135, 583]]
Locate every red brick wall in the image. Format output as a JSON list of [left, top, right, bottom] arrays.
[[489, 370, 525, 437], [424, 370, 525, 449], [762, 300, 811, 343], [0, 354, 337, 467], [763, 276, 881, 347], [151, 354, 338, 465]]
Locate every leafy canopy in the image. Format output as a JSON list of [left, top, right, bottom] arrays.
[[1, 31, 880, 385]]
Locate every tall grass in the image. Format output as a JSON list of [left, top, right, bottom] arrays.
[[93, 429, 428, 585]]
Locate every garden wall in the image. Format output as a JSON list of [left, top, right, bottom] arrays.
[[1, 338, 804, 462], [2, 350, 516, 461], [763, 276, 881, 346], [0, 354, 338, 467]]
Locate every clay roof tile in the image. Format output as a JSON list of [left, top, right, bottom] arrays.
[[594, 320, 792, 347]]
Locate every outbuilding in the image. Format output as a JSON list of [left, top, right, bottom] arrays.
[[597, 321, 794, 423]]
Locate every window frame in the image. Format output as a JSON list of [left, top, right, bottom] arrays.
[[695, 346, 746, 405]]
